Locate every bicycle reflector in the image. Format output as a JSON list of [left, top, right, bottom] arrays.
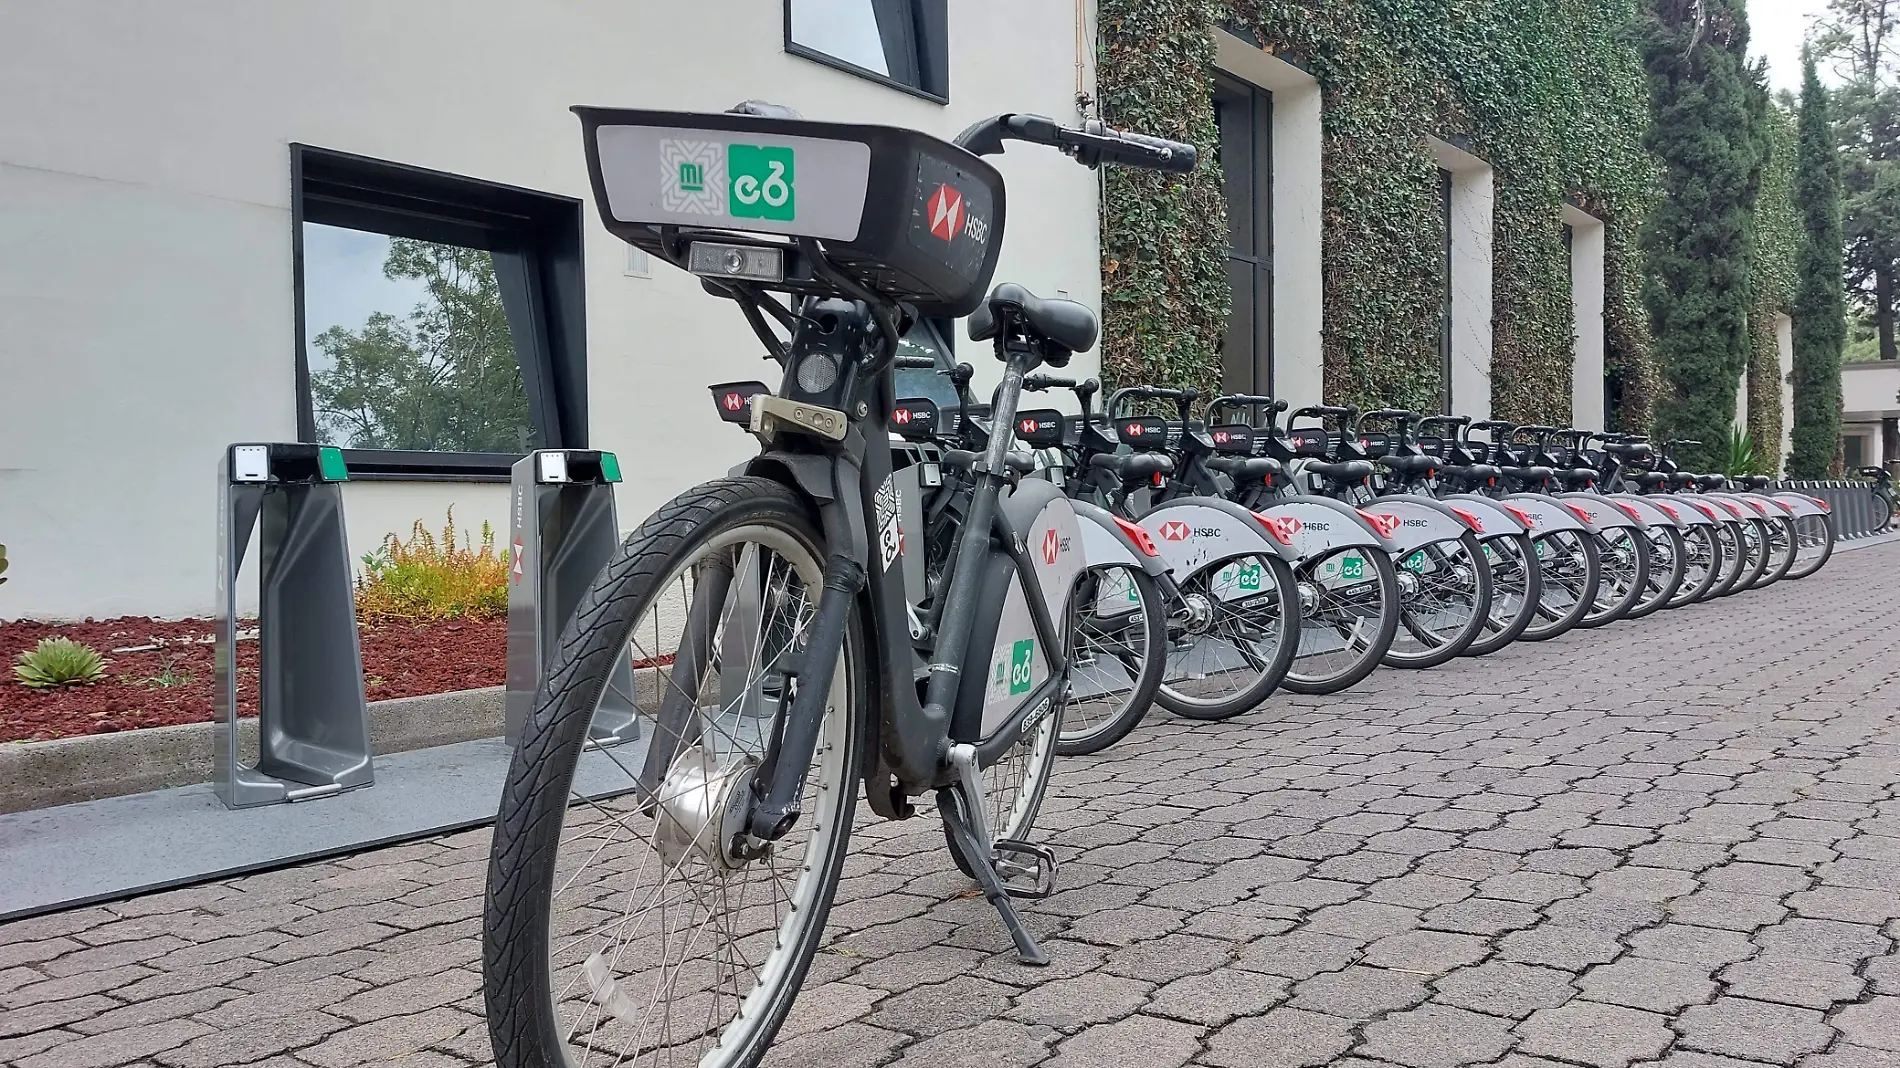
[[708, 380, 771, 423], [1561, 502, 1596, 525], [1809, 495, 1831, 512], [687, 241, 785, 283], [1502, 503, 1538, 528], [1112, 514, 1161, 557], [1357, 510, 1402, 538], [1448, 505, 1484, 533], [1610, 500, 1644, 522], [1654, 501, 1682, 522]]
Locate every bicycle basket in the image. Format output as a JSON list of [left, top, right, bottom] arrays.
[[575, 107, 1007, 318]]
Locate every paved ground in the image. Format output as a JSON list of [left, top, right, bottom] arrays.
[[4, 541, 1899, 1068]]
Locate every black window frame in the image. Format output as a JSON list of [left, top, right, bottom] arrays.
[[1214, 73, 1273, 396], [291, 145, 587, 482], [1439, 166, 1455, 414], [783, 0, 949, 103]]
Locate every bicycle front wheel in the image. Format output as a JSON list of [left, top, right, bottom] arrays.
[[1668, 524, 1725, 607], [484, 477, 863, 1068]]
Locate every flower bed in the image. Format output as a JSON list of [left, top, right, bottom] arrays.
[[1, 616, 505, 743]]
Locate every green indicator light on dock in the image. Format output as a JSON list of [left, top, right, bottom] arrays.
[[599, 452, 622, 483], [317, 446, 349, 482]]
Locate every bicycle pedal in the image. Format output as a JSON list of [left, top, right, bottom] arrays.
[[991, 840, 1058, 899]]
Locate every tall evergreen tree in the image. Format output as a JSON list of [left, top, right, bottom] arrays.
[[1790, 51, 1848, 478], [1637, 0, 1773, 473]]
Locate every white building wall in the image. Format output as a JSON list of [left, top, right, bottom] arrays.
[[1428, 138, 1493, 420], [1776, 314, 1794, 473], [1562, 206, 1606, 430], [0, 0, 1099, 620]]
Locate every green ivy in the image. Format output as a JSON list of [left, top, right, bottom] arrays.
[[1097, 0, 1661, 425]]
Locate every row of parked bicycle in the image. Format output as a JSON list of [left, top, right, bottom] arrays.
[[887, 367, 1839, 757]]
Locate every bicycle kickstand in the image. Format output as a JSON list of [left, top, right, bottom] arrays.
[[936, 785, 1051, 966]]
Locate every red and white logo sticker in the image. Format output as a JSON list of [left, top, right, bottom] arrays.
[[1158, 520, 1190, 542], [928, 185, 963, 242], [1255, 513, 1303, 545], [1124, 422, 1145, 437], [1020, 417, 1040, 435], [893, 407, 912, 425], [511, 538, 525, 582], [723, 392, 744, 411], [1041, 528, 1061, 565]]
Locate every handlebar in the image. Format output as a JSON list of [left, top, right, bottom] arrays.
[[1289, 404, 1361, 433], [955, 114, 1198, 173], [1359, 408, 1420, 426], [1108, 385, 1199, 421], [892, 356, 939, 370], [1206, 394, 1288, 423], [1023, 374, 1077, 391]]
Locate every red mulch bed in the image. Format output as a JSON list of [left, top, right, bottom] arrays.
[[0, 616, 505, 743]]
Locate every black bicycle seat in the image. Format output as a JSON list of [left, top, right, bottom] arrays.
[[1206, 455, 1285, 482], [1090, 452, 1174, 479], [1666, 472, 1697, 487], [1307, 460, 1375, 483], [968, 282, 1099, 354], [1742, 475, 1771, 489], [1631, 471, 1670, 488], [1502, 465, 1555, 483], [944, 449, 1039, 475], [1381, 455, 1438, 477], [1699, 475, 1729, 489], [1560, 468, 1598, 487], [1441, 462, 1503, 484]]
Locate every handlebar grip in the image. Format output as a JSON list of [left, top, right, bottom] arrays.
[[1098, 128, 1198, 173], [1360, 408, 1419, 424], [1417, 415, 1472, 427], [892, 356, 937, 370], [1023, 374, 1077, 392], [1075, 378, 1101, 399]]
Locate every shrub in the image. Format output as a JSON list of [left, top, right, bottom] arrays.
[[15, 637, 108, 688], [1722, 427, 1758, 478], [355, 508, 510, 624]]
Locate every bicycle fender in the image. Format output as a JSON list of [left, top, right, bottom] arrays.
[[1606, 493, 1682, 528], [1436, 494, 1530, 538], [1500, 493, 1589, 535], [1252, 495, 1396, 562], [1682, 492, 1748, 521], [971, 480, 1084, 738], [1555, 493, 1645, 531], [1668, 493, 1735, 525], [1362, 495, 1477, 553], [1070, 499, 1168, 579], [1637, 495, 1713, 526], [1736, 493, 1794, 517], [1000, 479, 1087, 630], [1770, 492, 1829, 518], [1137, 497, 1297, 578]]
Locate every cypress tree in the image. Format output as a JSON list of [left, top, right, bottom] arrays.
[[1789, 51, 1846, 478], [1637, 0, 1772, 473]]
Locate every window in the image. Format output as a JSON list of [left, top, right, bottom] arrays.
[[1845, 434, 1866, 469], [293, 147, 587, 480], [1215, 75, 1272, 394], [891, 319, 965, 410], [785, 0, 949, 102]]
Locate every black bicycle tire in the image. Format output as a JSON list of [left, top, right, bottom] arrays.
[[1280, 548, 1402, 695], [1667, 524, 1724, 608], [1784, 512, 1836, 579], [1624, 526, 1686, 620], [1156, 553, 1301, 719], [1383, 531, 1494, 668], [1718, 519, 1772, 597], [1057, 565, 1166, 753], [483, 477, 863, 1068], [1464, 533, 1542, 656], [1575, 526, 1650, 629], [1518, 531, 1600, 642]]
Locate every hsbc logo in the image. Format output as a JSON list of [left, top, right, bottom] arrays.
[[1020, 418, 1040, 435], [928, 185, 963, 242], [1124, 422, 1145, 437], [894, 408, 913, 424], [1041, 528, 1063, 565], [723, 392, 744, 411], [1158, 520, 1190, 541]]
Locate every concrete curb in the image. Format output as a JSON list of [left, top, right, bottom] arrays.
[[0, 687, 504, 814]]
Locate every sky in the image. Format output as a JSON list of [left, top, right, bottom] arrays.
[[301, 223, 431, 375], [1752, 0, 1833, 94]]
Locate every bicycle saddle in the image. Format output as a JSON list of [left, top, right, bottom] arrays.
[[1666, 472, 1696, 487], [1631, 471, 1670, 488], [1741, 475, 1771, 489], [1090, 452, 1174, 479], [968, 282, 1099, 354], [1559, 468, 1598, 487], [1697, 475, 1729, 489], [944, 449, 1039, 475], [1442, 462, 1503, 484], [1307, 460, 1375, 482], [1206, 455, 1284, 482], [1502, 465, 1555, 483], [1381, 455, 1438, 477]]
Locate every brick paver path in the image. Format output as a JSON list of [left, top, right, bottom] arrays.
[[6, 541, 1899, 1068]]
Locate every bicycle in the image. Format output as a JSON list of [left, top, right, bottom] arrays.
[[482, 102, 1197, 1068], [1858, 466, 1895, 532]]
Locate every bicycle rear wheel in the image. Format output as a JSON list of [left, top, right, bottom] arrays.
[[1625, 526, 1687, 619], [1518, 530, 1599, 641], [1280, 547, 1401, 695], [1155, 553, 1299, 719], [1750, 516, 1798, 588], [1576, 527, 1650, 628], [1383, 533, 1493, 668], [1667, 524, 1724, 607], [484, 478, 863, 1068], [1784, 513, 1836, 579], [1058, 564, 1166, 755], [1465, 534, 1541, 656], [1717, 520, 1770, 596]]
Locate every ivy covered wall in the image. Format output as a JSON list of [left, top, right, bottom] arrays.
[[1097, 0, 1660, 425], [1748, 104, 1800, 474]]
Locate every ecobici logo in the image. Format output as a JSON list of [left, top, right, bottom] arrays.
[[660, 140, 794, 221]]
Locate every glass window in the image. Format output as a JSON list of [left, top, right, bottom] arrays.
[[302, 224, 532, 454], [892, 320, 963, 410], [785, 0, 948, 101]]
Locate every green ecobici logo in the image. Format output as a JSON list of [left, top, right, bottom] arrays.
[[727, 144, 794, 221], [1008, 638, 1035, 695]]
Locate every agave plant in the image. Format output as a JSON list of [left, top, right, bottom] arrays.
[[14, 637, 108, 688], [1722, 426, 1757, 477]]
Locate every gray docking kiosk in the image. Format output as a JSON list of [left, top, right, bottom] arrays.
[[505, 449, 640, 746], [215, 443, 374, 809]]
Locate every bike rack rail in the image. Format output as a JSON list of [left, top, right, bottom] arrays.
[[215, 443, 372, 809], [505, 450, 640, 746], [1774, 479, 1890, 539]]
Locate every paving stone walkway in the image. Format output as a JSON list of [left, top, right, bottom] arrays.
[[4, 541, 1899, 1068]]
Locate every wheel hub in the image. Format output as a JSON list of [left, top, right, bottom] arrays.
[[1296, 581, 1319, 616], [1395, 571, 1421, 598], [1178, 591, 1216, 634], [653, 745, 760, 871]]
